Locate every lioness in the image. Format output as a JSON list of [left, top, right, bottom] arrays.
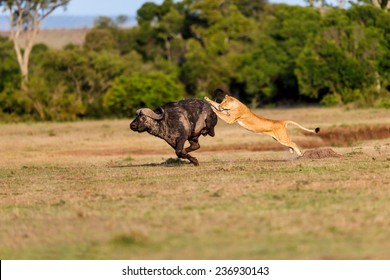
[[205, 92, 320, 157]]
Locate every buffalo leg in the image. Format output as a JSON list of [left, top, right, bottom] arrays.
[[186, 139, 200, 165], [186, 155, 199, 166], [204, 117, 215, 137], [175, 140, 199, 166], [185, 139, 200, 153]]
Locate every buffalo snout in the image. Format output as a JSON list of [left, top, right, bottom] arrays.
[[130, 118, 148, 132], [130, 121, 137, 131]]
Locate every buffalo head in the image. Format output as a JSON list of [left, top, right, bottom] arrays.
[[130, 107, 164, 132]]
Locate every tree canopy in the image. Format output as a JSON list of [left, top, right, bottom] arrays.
[[0, 0, 70, 88], [0, 0, 389, 121]]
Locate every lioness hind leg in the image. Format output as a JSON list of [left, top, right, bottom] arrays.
[[279, 140, 302, 156], [287, 142, 302, 157], [273, 129, 303, 157]]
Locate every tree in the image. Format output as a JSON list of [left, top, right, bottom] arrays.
[[93, 16, 116, 29], [231, 0, 267, 18], [0, 36, 19, 92], [104, 71, 184, 117], [0, 0, 70, 88], [157, 8, 185, 62], [255, 5, 321, 103], [84, 28, 116, 52], [371, 0, 390, 10], [136, 2, 160, 25], [41, 47, 128, 117], [295, 7, 387, 105], [232, 36, 288, 103], [116, 15, 128, 27], [0, 36, 21, 116]]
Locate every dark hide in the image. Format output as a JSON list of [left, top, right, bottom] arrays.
[[130, 99, 217, 166]]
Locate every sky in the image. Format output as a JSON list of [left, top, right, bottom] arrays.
[[52, 0, 306, 16], [52, 0, 165, 16], [0, 0, 307, 17], [0, 0, 307, 30]]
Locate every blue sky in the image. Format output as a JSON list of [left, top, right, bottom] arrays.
[[0, 0, 307, 30], [52, 0, 306, 16], [0, 1, 308, 16], [53, 0, 165, 15]]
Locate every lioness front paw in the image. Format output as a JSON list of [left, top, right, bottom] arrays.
[[204, 96, 210, 101]]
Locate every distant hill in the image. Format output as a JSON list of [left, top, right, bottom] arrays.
[[0, 15, 136, 30], [0, 28, 89, 49], [0, 15, 137, 49]]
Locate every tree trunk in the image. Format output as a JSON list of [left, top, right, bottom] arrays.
[[164, 37, 172, 62], [8, 6, 40, 89], [372, 0, 381, 8], [372, 0, 390, 9], [5, 1, 68, 89]]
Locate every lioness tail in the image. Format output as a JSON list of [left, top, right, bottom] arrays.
[[285, 121, 320, 134]]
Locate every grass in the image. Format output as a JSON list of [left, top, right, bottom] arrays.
[[0, 107, 389, 259]]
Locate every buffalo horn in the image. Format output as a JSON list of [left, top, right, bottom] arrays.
[[138, 108, 164, 120]]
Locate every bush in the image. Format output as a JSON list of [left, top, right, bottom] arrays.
[[320, 93, 342, 107], [84, 29, 117, 52], [104, 71, 184, 117], [15, 77, 85, 121]]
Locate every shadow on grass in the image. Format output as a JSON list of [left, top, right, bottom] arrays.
[[110, 233, 149, 248], [108, 157, 191, 168], [107, 157, 305, 168]]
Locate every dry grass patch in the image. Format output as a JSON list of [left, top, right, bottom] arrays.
[[313, 124, 390, 147], [0, 107, 390, 259], [0, 29, 88, 49]]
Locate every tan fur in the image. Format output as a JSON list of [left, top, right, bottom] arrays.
[[205, 95, 319, 156]]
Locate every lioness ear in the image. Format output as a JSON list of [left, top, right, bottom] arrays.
[[225, 94, 229, 97]]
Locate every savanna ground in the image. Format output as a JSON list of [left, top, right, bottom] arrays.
[[0, 29, 88, 49], [1, 107, 390, 259]]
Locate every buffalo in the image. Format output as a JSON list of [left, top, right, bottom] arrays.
[[130, 99, 217, 166]]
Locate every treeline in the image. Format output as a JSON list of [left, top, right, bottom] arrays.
[[0, 0, 389, 121]]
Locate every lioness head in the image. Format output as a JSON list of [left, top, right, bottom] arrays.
[[219, 95, 241, 111]]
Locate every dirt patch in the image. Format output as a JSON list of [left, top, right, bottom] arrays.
[[307, 124, 390, 146], [205, 124, 390, 154], [203, 140, 323, 153], [55, 124, 389, 158], [59, 148, 131, 157], [301, 148, 342, 159]]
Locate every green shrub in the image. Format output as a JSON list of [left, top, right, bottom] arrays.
[[15, 77, 85, 121], [320, 93, 342, 107], [103, 71, 184, 117]]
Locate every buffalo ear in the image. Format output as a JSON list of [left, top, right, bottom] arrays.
[[154, 107, 165, 120], [155, 106, 164, 115]]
